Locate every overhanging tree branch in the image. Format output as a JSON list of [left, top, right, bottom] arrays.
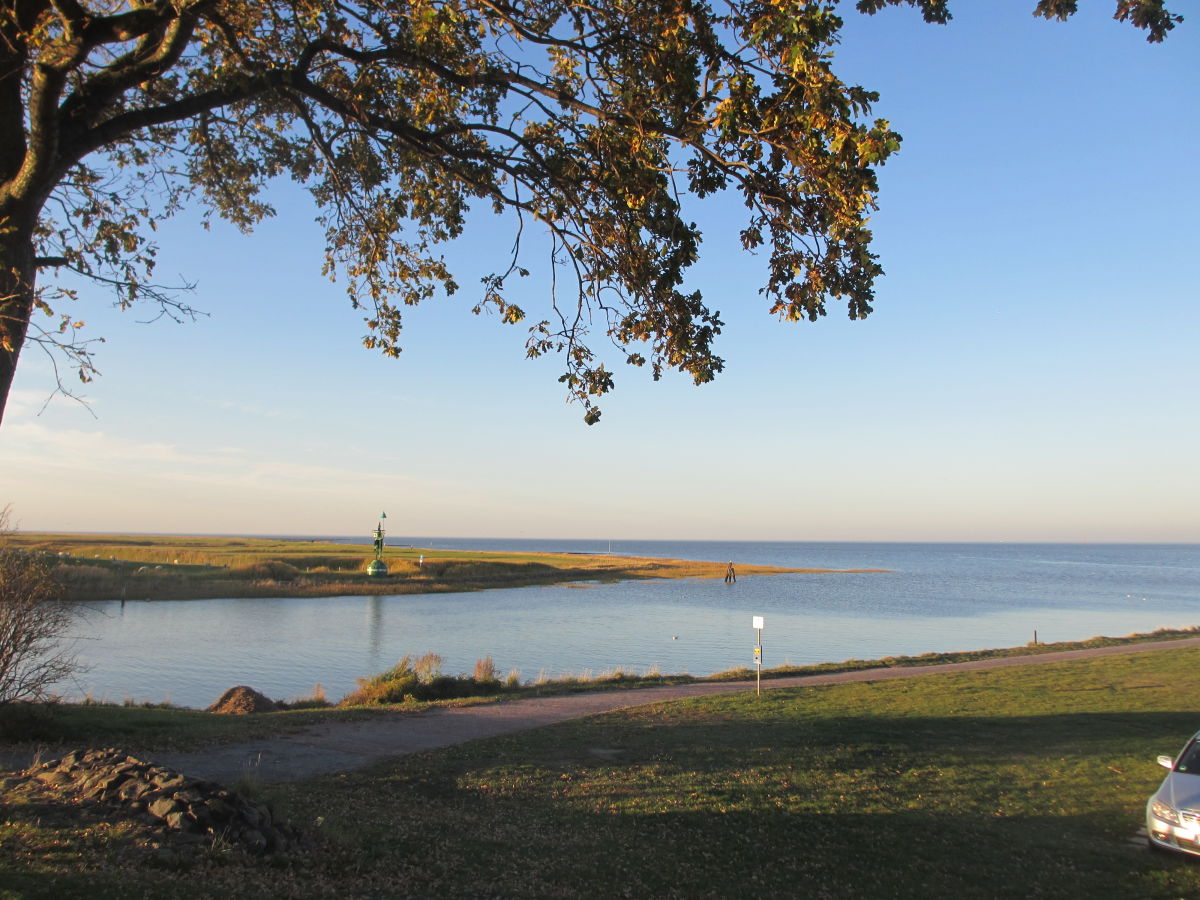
[[0, 0, 1182, 429]]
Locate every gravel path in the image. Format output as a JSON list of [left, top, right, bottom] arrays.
[[7, 637, 1199, 784]]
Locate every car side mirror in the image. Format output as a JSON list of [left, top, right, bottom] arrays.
[[1158, 755, 1175, 769]]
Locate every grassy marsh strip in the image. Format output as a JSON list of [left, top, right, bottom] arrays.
[[9, 532, 867, 601]]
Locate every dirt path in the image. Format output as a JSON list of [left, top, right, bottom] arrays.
[[9, 637, 1200, 783]]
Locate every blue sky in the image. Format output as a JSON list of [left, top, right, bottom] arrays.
[[1, 3, 1196, 542]]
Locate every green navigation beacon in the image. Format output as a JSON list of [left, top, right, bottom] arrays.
[[367, 511, 389, 576]]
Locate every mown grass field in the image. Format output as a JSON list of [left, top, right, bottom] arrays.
[[4, 647, 1200, 898], [10, 532, 845, 601]]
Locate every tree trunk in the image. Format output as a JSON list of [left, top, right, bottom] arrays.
[[0, 227, 37, 429]]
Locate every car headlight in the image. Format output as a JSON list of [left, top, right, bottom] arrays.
[[1152, 800, 1181, 826]]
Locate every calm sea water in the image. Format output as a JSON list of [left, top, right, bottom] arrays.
[[65, 540, 1200, 709]]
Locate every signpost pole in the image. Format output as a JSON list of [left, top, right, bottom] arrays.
[[752, 616, 764, 697]]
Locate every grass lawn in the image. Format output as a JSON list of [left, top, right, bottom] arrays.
[[5, 648, 1200, 897], [0, 701, 399, 752]]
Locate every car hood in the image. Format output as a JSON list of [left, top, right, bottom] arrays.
[[1159, 772, 1200, 811]]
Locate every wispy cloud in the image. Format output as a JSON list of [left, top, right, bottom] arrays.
[[2, 421, 196, 469], [0, 417, 457, 516]]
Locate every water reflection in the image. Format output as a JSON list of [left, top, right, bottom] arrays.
[[366, 594, 383, 658]]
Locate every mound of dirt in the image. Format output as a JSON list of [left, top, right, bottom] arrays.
[[207, 685, 279, 714]]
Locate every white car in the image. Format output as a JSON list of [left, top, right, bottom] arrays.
[[1147, 731, 1200, 856]]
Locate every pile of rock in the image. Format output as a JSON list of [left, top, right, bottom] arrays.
[[207, 685, 279, 714], [27, 748, 306, 853]]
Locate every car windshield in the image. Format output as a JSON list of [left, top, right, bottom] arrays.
[[1175, 740, 1200, 773]]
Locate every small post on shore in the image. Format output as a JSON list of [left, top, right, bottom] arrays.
[[753, 615, 764, 696]]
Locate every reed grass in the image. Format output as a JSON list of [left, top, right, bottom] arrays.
[[340, 653, 506, 706], [472, 656, 498, 683], [281, 684, 331, 710]]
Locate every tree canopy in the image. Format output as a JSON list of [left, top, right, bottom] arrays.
[[0, 0, 1181, 426]]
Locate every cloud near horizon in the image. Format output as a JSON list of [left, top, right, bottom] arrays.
[[0, 412, 465, 533]]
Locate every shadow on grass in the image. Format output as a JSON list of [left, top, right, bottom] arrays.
[[231, 708, 1200, 895], [280, 782, 1195, 900], [643, 708, 1200, 757]]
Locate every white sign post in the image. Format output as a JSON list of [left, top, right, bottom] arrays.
[[752, 616, 764, 696]]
